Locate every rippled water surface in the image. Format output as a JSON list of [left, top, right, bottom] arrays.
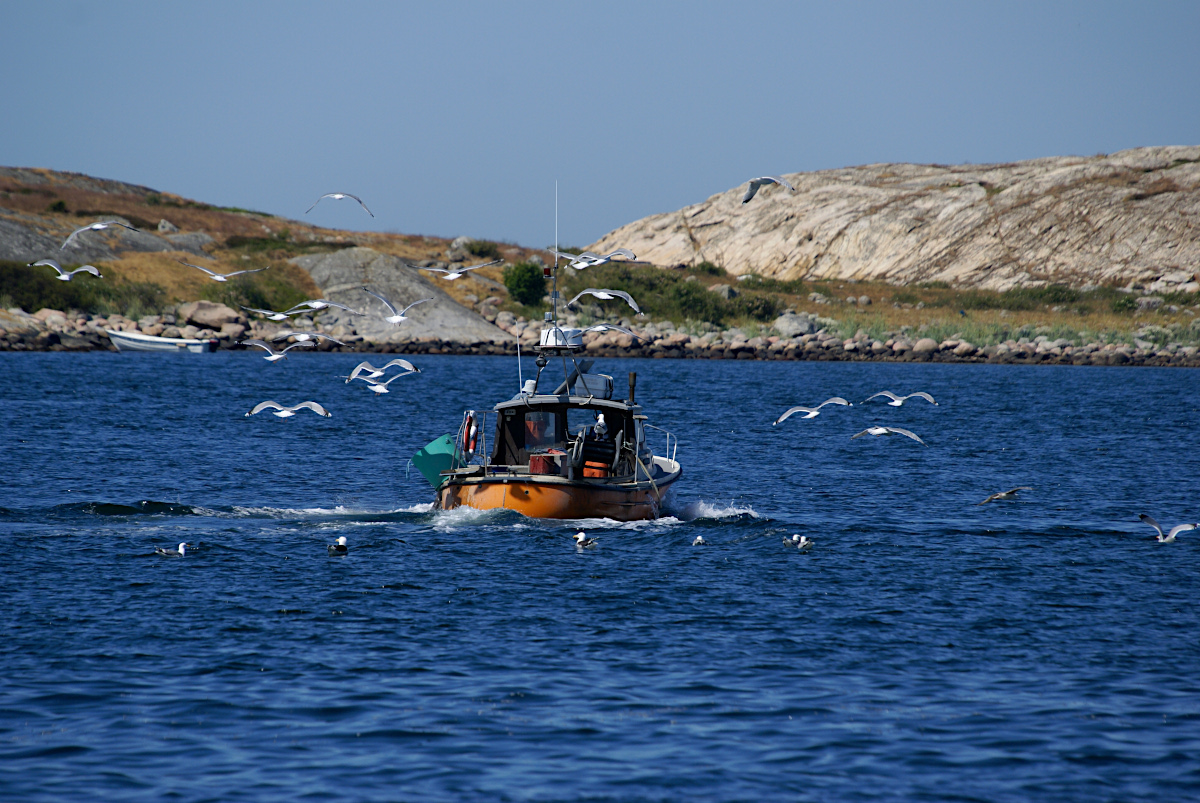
[[3, 352, 1200, 801]]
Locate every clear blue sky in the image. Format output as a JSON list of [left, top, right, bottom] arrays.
[[2, 1, 1196, 248]]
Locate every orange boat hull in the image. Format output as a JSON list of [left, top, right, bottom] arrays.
[[439, 477, 674, 521]]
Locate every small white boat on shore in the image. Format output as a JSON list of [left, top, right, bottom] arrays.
[[104, 329, 219, 353]]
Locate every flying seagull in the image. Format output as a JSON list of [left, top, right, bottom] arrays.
[[742, 176, 796, 204], [863, 391, 938, 406], [345, 358, 420, 383], [155, 542, 187, 557], [1138, 514, 1198, 543], [580, 323, 645, 341], [241, 305, 301, 321], [573, 532, 597, 548], [415, 259, 501, 281], [28, 258, 102, 281], [566, 288, 643, 315], [551, 249, 636, 269], [238, 338, 315, 362], [783, 534, 814, 550], [328, 536, 348, 556], [362, 288, 432, 324], [245, 400, 332, 418], [179, 259, 268, 282], [270, 331, 345, 345], [977, 487, 1033, 505], [354, 370, 418, 395], [305, 192, 373, 217], [62, 220, 140, 249], [772, 397, 852, 425], [850, 426, 928, 445], [285, 299, 364, 315]]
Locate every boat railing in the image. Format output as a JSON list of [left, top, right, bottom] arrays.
[[642, 424, 677, 462]]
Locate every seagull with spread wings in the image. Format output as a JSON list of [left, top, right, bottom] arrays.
[[772, 397, 852, 425], [62, 220, 140, 249], [28, 258, 102, 281], [238, 338, 315, 362], [551, 249, 636, 269], [361, 288, 432, 325], [1139, 514, 1198, 543], [344, 358, 420, 383], [741, 176, 796, 203], [305, 192, 373, 217], [580, 323, 645, 341], [850, 426, 927, 445], [863, 391, 938, 406], [978, 487, 1033, 505], [566, 288, 643, 315], [270, 331, 345, 345], [285, 299, 364, 315], [241, 305, 302, 321], [416, 259, 501, 280], [245, 401, 331, 418], [179, 259, 268, 283]]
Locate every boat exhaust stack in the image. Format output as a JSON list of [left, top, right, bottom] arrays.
[[629, 372, 636, 403]]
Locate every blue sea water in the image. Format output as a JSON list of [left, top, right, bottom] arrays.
[[2, 351, 1199, 802]]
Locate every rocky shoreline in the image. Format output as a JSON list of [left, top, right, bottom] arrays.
[[4, 302, 1199, 368]]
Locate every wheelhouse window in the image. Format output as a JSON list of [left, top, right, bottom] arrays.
[[524, 411, 559, 451]]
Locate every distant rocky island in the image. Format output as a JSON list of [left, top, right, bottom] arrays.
[[590, 146, 1200, 293]]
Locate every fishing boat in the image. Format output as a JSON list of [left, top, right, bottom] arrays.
[[105, 329, 219, 353], [411, 265, 681, 521]]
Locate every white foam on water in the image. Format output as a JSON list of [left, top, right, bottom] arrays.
[[231, 504, 421, 518], [676, 500, 761, 521]]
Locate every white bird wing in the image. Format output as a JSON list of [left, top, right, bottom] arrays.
[[864, 391, 901, 403], [62, 224, 96, 249], [582, 324, 643, 340], [279, 341, 316, 354], [378, 370, 416, 387], [110, 221, 140, 232], [569, 288, 642, 314], [29, 258, 64, 273], [602, 249, 636, 261], [347, 361, 381, 382], [247, 401, 286, 416], [221, 267, 269, 278], [68, 265, 102, 278], [773, 406, 816, 425], [454, 259, 501, 273], [362, 288, 399, 316], [343, 193, 373, 217], [239, 339, 279, 355], [1139, 514, 1164, 537], [241, 305, 294, 317], [769, 175, 797, 192], [905, 392, 938, 405], [179, 259, 221, 278], [850, 428, 873, 440], [381, 358, 419, 373], [816, 397, 851, 409], [1168, 523, 1198, 539], [293, 401, 331, 417], [886, 427, 927, 445], [399, 298, 433, 316]]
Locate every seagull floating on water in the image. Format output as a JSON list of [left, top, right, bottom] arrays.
[[692, 536, 708, 546], [305, 192, 373, 217], [345, 358, 420, 383], [566, 288, 643, 316], [245, 400, 332, 418], [863, 391, 938, 406], [270, 331, 345, 345], [238, 338, 315, 361], [850, 426, 927, 445], [155, 542, 187, 557], [742, 176, 796, 204], [783, 534, 814, 550], [328, 536, 348, 555], [551, 249, 636, 269], [772, 397, 851, 425], [362, 288, 432, 325], [978, 487, 1033, 505], [1139, 514, 1198, 543], [179, 259, 268, 282], [573, 532, 597, 548], [62, 220, 140, 249], [28, 258, 102, 281], [415, 259, 501, 281]]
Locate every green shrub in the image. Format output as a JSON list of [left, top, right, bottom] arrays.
[[1111, 295, 1137, 313], [503, 262, 546, 306], [692, 261, 725, 276], [47, 200, 68, 214], [466, 240, 501, 260]]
